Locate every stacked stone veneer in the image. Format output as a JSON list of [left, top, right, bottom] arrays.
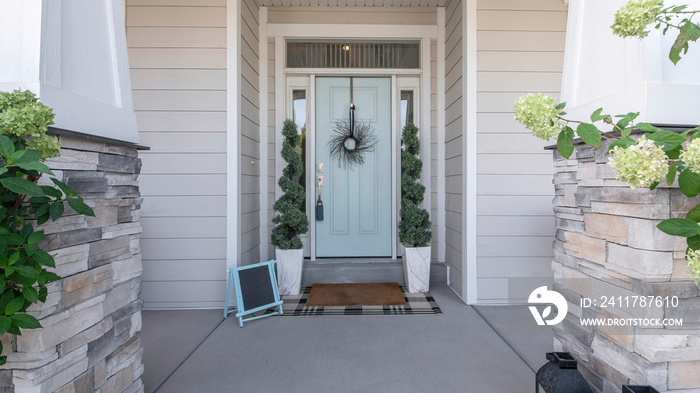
[[0, 135, 144, 393], [552, 140, 700, 392]]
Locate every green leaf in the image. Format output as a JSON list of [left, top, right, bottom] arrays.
[[0, 168, 7, 176], [1, 233, 23, 246], [34, 203, 50, 219], [22, 286, 38, 303], [576, 123, 601, 148], [650, 181, 660, 190], [555, 102, 566, 110], [40, 186, 62, 199], [14, 161, 53, 176], [10, 149, 42, 164], [0, 136, 15, 157], [590, 108, 605, 122], [666, 145, 683, 160], [0, 177, 44, 197], [657, 218, 700, 237], [67, 198, 94, 217], [679, 169, 700, 197], [15, 266, 39, 279], [11, 314, 41, 330], [687, 204, 700, 222], [667, 162, 678, 185], [27, 230, 43, 245], [49, 202, 64, 221], [688, 235, 700, 250], [39, 271, 60, 284], [0, 317, 11, 336], [557, 127, 575, 159], [4, 296, 24, 315], [608, 137, 636, 152], [50, 178, 76, 197], [692, 129, 700, 141], [669, 21, 700, 64], [637, 123, 662, 133], [8, 253, 19, 266], [617, 117, 632, 131], [646, 130, 686, 151], [32, 250, 55, 268]]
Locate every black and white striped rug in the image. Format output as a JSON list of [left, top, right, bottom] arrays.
[[267, 285, 442, 316]]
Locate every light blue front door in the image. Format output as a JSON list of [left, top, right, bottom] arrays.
[[315, 77, 392, 257]]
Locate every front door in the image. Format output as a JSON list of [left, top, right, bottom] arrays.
[[315, 77, 392, 257]]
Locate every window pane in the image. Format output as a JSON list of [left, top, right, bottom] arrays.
[[287, 41, 420, 69], [293, 90, 307, 213], [401, 90, 414, 129]]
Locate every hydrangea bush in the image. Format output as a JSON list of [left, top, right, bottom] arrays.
[[515, 1, 700, 286], [607, 136, 669, 189], [0, 90, 95, 364], [611, 0, 700, 64]]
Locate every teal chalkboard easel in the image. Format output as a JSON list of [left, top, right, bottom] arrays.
[[223, 260, 283, 327]]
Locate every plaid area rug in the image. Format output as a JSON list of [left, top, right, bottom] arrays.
[[266, 285, 442, 316]]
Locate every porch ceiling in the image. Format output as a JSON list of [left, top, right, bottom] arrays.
[[255, 0, 445, 7]]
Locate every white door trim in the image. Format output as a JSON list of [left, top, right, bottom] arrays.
[[271, 24, 437, 261]]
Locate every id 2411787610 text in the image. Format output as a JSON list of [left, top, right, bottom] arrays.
[[580, 296, 679, 308]]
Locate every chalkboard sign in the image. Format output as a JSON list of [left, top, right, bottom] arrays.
[[223, 260, 283, 327]]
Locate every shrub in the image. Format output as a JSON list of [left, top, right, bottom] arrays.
[[271, 119, 308, 249], [399, 124, 432, 248]]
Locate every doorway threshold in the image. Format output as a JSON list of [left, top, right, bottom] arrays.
[[302, 259, 447, 285], [309, 257, 399, 264]]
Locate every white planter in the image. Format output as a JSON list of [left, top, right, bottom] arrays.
[[276, 248, 303, 295], [402, 246, 431, 293]]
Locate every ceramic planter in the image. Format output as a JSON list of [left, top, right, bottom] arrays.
[[402, 245, 431, 293], [276, 248, 303, 295]]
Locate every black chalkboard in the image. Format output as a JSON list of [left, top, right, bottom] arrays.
[[223, 260, 283, 327], [238, 265, 276, 310]]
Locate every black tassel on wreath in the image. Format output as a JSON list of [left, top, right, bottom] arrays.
[[328, 78, 378, 170]]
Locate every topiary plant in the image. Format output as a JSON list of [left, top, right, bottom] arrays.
[[0, 89, 95, 365], [271, 119, 308, 249], [399, 123, 432, 248]]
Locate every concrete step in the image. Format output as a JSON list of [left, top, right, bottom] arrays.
[[301, 258, 448, 285]]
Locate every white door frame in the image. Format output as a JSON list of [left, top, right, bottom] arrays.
[[270, 24, 436, 261]]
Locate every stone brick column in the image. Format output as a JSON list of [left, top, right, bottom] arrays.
[[552, 141, 700, 392], [0, 134, 145, 393]]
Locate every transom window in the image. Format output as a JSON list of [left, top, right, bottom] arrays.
[[286, 41, 420, 69]]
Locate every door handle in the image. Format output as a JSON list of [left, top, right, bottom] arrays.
[[316, 176, 324, 221]]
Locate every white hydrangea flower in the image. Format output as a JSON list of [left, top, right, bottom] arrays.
[[514, 93, 564, 141], [681, 138, 700, 173], [611, 0, 664, 38], [607, 136, 669, 189], [685, 248, 700, 287]]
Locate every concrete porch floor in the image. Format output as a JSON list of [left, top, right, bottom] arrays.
[[141, 286, 553, 393]]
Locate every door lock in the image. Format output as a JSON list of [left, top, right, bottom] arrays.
[[317, 176, 323, 187]]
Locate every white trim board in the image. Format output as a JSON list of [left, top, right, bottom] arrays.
[[259, 7, 269, 262], [267, 24, 438, 38], [436, 7, 446, 263], [463, 0, 478, 305], [226, 0, 242, 269]]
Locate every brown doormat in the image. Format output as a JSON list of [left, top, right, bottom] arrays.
[[306, 283, 406, 307]]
